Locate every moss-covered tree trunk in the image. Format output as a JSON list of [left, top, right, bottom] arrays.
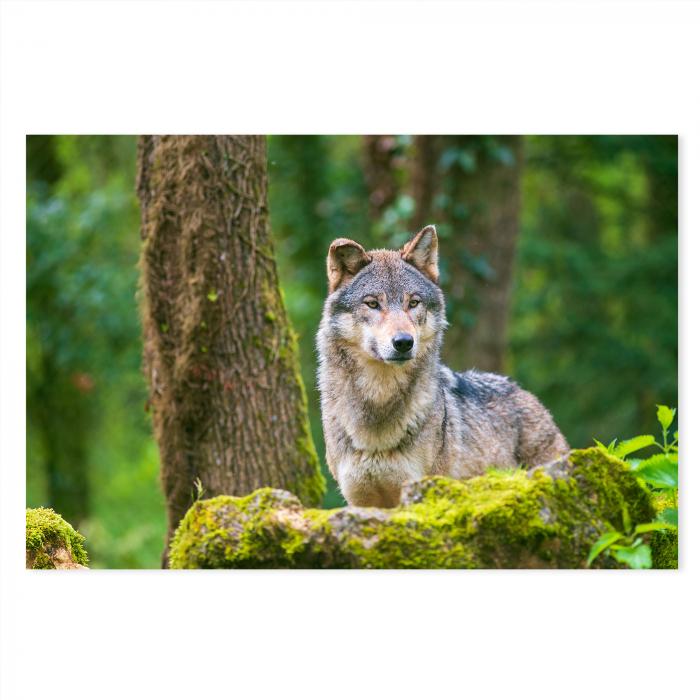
[[410, 136, 523, 373], [137, 136, 325, 563]]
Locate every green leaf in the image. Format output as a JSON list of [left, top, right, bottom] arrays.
[[634, 521, 676, 535], [593, 438, 610, 453], [611, 434, 655, 459], [612, 543, 652, 569], [636, 456, 678, 489], [631, 452, 675, 472], [656, 405, 676, 431], [659, 508, 678, 526], [587, 531, 622, 566], [207, 290, 218, 302], [639, 452, 677, 468]]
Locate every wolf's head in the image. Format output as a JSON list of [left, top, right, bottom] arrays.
[[322, 225, 446, 366]]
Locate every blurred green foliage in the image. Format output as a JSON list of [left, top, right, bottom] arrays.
[[26, 135, 677, 567], [513, 136, 677, 444], [27, 136, 165, 568]]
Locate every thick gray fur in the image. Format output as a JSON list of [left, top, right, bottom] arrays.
[[317, 226, 569, 507]]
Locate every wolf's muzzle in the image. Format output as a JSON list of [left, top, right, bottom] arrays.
[[392, 332, 414, 353]]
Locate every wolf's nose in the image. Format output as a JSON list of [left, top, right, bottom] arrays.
[[392, 333, 414, 353]]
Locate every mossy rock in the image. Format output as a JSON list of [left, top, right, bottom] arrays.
[[169, 447, 674, 569], [26, 507, 89, 569], [649, 491, 678, 569]]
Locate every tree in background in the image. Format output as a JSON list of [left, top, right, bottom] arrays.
[[409, 136, 523, 373], [361, 135, 408, 222], [137, 135, 325, 558]]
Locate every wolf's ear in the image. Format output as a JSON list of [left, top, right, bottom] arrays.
[[401, 225, 439, 283], [327, 238, 372, 292]]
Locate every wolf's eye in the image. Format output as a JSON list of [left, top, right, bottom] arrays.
[[365, 300, 379, 309], [409, 298, 421, 308]]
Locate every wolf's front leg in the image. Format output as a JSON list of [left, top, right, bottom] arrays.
[[336, 459, 403, 508]]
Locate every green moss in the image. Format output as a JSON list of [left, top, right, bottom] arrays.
[[649, 490, 678, 569], [170, 448, 655, 569], [567, 448, 656, 526], [650, 529, 678, 569], [26, 507, 89, 568], [169, 489, 318, 569], [650, 489, 676, 514], [32, 551, 55, 570], [278, 312, 325, 507], [257, 273, 325, 507], [290, 431, 326, 506]]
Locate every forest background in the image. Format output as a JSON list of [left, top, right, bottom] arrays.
[[26, 135, 678, 568]]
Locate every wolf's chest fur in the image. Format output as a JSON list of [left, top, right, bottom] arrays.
[[318, 348, 525, 507], [319, 353, 440, 507], [317, 226, 569, 508]]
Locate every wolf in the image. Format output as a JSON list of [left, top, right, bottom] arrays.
[[316, 225, 569, 508]]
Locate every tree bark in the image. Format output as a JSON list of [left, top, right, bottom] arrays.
[[361, 135, 403, 221], [410, 136, 523, 374], [137, 136, 325, 563], [409, 135, 439, 231]]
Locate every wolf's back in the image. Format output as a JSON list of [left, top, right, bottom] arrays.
[[443, 366, 569, 467]]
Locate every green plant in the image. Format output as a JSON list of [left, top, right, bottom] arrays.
[[588, 405, 678, 568]]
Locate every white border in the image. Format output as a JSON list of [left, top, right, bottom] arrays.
[[2, 2, 697, 699]]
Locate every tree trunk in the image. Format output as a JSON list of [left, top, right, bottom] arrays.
[[361, 135, 403, 221], [409, 135, 439, 231], [137, 135, 325, 563], [410, 136, 523, 374]]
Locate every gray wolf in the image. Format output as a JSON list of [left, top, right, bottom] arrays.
[[316, 225, 569, 507]]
